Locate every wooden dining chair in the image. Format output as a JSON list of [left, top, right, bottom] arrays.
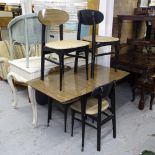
[[38, 9, 90, 91], [70, 81, 116, 151], [74, 9, 119, 78]]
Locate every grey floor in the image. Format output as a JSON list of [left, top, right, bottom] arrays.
[[0, 80, 155, 155]]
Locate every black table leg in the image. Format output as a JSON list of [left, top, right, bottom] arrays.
[[64, 105, 69, 133], [80, 95, 87, 152], [47, 97, 52, 126]]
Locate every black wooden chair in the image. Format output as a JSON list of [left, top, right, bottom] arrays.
[[38, 9, 89, 90], [75, 9, 119, 78], [70, 81, 116, 151]]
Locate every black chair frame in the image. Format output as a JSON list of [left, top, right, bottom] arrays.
[[75, 9, 119, 78], [41, 23, 89, 91], [71, 81, 116, 151]]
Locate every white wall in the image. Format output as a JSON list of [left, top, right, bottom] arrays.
[[98, 0, 114, 67], [20, 0, 32, 14]]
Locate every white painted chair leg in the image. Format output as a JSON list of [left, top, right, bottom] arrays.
[[28, 85, 37, 127], [7, 72, 17, 108]]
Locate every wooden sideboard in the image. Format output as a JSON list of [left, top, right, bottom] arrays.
[[0, 3, 21, 40], [111, 14, 155, 110], [0, 11, 13, 40], [117, 15, 155, 40]]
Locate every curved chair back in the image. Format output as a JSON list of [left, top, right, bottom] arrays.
[[38, 9, 69, 50], [78, 9, 104, 26], [8, 13, 41, 44], [77, 9, 103, 40], [91, 80, 116, 118], [8, 13, 42, 67], [38, 9, 69, 26]]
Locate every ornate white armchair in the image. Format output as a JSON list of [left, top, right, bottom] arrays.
[[6, 13, 53, 127]]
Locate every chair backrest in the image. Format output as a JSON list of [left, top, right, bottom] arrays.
[[8, 13, 42, 67], [77, 9, 104, 40], [38, 9, 69, 49], [38, 9, 69, 26], [91, 81, 116, 112], [8, 13, 42, 45], [38, 9, 69, 45], [78, 9, 103, 25]]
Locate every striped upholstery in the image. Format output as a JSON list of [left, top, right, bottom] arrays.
[[0, 40, 10, 80], [0, 61, 9, 79]]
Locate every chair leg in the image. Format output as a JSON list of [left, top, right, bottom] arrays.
[[111, 83, 116, 138], [59, 54, 64, 91], [97, 108, 101, 151], [112, 115, 116, 138], [131, 86, 136, 102], [92, 118, 95, 123], [41, 52, 45, 80], [74, 51, 79, 73], [81, 95, 87, 152], [114, 43, 119, 72], [128, 75, 136, 101], [81, 114, 85, 152], [71, 109, 75, 136], [47, 97, 52, 126], [91, 52, 95, 78], [64, 105, 68, 133], [62, 57, 65, 75], [85, 50, 89, 80], [150, 93, 155, 110]]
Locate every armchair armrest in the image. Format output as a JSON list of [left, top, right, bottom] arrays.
[[0, 57, 9, 80], [0, 57, 8, 63]]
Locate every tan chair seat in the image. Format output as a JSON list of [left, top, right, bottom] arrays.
[[46, 40, 89, 50], [71, 98, 109, 115], [83, 35, 119, 43]]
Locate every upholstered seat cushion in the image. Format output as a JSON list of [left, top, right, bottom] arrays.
[[71, 98, 109, 115], [45, 40, 89, 50], [83, 35, 119, 43]]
